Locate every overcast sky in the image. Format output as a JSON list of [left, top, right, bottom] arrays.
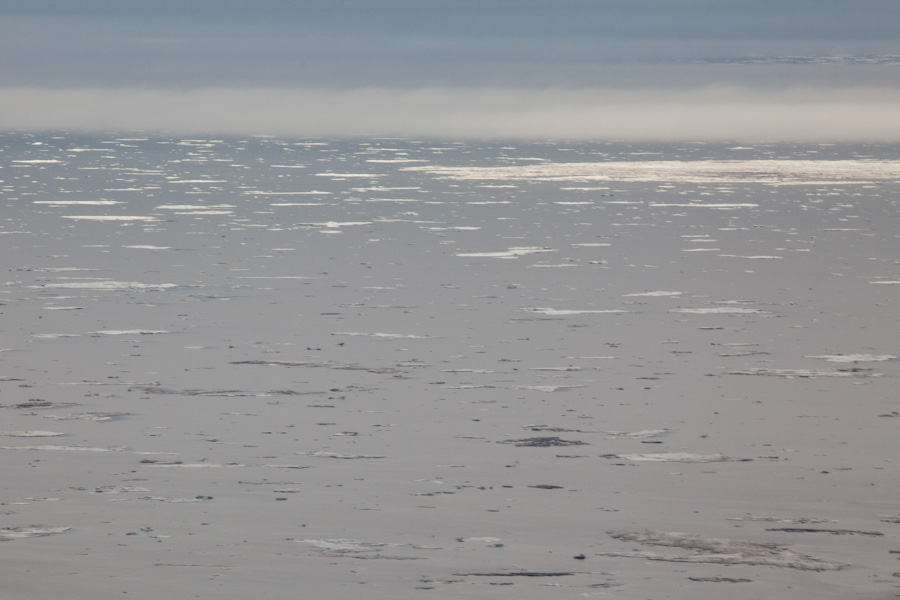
[[2, 0, 899, 140]]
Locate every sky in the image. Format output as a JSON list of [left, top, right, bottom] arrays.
[[2, 0, 899, 140]]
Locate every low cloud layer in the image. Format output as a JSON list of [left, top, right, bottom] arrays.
[[3, 85, 899, 141]]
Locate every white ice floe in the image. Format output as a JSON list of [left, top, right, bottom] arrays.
[[141, 463, 244, 467], [155, 204, 235, 210], [407, 159, 900, 184], [603, 530, 847, 571], [602, 429, 672, 439], [524, 308, 632, 315], [655, 203, 756, 209], [0, 431, 65, 437], [0, 445, 125, 451], [244, 190, 330, 195], [512, 385, 586, 392], [43, 412, 129, 421], [306, 451, 386, 459], [609, 453, 748, 463], [235, 276, 311, 279], [124, 245, 172, 250], [61, 216, 161, 221], [90, 329, 170, 336], [314, 173, 384, 178], [332, 332, 434, 339], [93, 485, 151, 494], [0, 526, 71, 541], [804, 354, 897, 362], [31, 333, 80, 338], [528, 263, 579, 268], [297, 539, 428, 558], [623, 291, 685, 297], [456, 246, 557, 259], [728, 368, 880, 378], [29, 281, 178, 291], [165, 179, 228, 184], [718, 255, 783, 259], [33, 200, 122, 205], [300, 221, 372, 228], [671, 307, 768, 314]]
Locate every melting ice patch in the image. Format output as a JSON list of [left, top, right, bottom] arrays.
[[408, 159, 900, 184], [155, 204, 235, 210], [653, 203, 756, 209], [297, 539, 428, 559], [0, 431, 65, 437], [33, 200, 122, 205], [456, 247, 556, 259], [0, 445, 125, 451], [90, 330, 170, 336], [603, 530, 847, 571], [607, 453, 749, 463], [719, 254, 783, 260], [727, 368, 880, 378], [0, 526, 71, 541], [299, 221, 372, 228], [332, 332, 434, 339], [672, 307, 769, 315], [524, 308, 632, 315], [29, 281, 178, 291], [804, 354, 897, 362], [61, 216, 161, 221]]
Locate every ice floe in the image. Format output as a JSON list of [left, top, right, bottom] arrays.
[[29, 281, 178, 291], [0, 445, 125, 451], [671, 307, 769, 314], [604, 452, 749, 463], [0, 526, 71, 541], [524, 308, 632, 315], [603, 530, 847, 570], [456, 247, 557, 258], [408, 159, 900, 184], [804, 353, 896, 363]]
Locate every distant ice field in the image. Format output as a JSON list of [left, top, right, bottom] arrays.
[[2, 133, 899, 600]]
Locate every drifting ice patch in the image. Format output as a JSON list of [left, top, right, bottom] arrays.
[[29, 281, 178, 291], [672, 307, 768, 314], [0, 431, 65, 437], [603, 530, 847, 571], [407, 159, 900, 184], [456, 246, 557, 259], [90, 330, 170, 336], [0, 526, 71, 541], [61, 216, 161, 221], [332, 332, 434, 339], [804, 354, 897, 363], [605, 452, 749, 463], [0, 445, 125, 451], [524, 307, 632, 315]]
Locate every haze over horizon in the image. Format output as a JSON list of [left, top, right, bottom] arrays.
[[2, 1, 899, 140]]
